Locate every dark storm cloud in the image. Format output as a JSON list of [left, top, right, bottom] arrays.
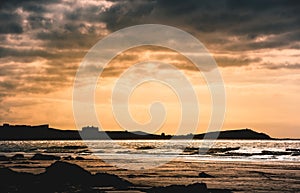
[[27, 14, 53, 30], [22, 3, 47, 13], [5, 0, 299, 58], [2, 0, 300, 51], [0, 0, 101, 49], [0, 0, 299, 101], [0, 12, 23, 34], [0, 0, 60, 10], [0, 46, 52, 58], [102, 0, 300, 51], [36, 30, 102, 49], [101, 0, 155, 31], [65, 4, 105, 22]]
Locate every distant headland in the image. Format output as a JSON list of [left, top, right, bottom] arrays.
[[0, 123, 273, 140]]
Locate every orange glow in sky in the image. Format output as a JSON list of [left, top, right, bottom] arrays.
[[1, 0, 300, 138]]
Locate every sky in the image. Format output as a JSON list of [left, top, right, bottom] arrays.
[[0, 0, 300, 138]]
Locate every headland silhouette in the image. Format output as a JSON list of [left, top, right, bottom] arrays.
[[0, 123, 271, 140]]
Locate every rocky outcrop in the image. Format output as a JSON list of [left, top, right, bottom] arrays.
[[30, 153, 60, 160], [147, 183, 208, 193], [0, 161, 133, 193], [199, 172, 215, 178]]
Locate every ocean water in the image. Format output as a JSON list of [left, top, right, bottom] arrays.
[[0, 139, 299, 162]]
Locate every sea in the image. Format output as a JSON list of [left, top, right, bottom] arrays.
[[0, 139, 299, 165]]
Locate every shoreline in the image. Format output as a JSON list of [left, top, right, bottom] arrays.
[[1, 153, 299, 192], [0, 159, 233, 193], [0, 139, 299, 192]]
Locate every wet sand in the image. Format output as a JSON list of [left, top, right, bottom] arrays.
[[1, 155, 299, 193], [83, 159, 300, 192]]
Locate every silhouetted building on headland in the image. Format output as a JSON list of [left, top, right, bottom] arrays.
[[81, 126, 102, 139], [0, 123, 272, 140], [82, 126, 98, 132]]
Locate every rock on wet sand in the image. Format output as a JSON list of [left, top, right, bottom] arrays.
[[30, 153, 60, 160]]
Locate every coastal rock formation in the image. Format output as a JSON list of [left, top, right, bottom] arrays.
[[0, 161, 234, 193], [0, 155, 9, 161], [199, 172, 215, 178], [0, 161, 133, 193], [147, 183, 208, 193], [11, 154, 26, 160], [30, 153, 60, 160], [183, 147, 240, 155]]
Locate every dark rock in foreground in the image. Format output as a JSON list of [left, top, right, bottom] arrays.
[[62, 155, 75, 160], [75, 156, 85, 160], [0, 161, 233, 193], [63, 145, 88, 149], [0, 155, 9, 161], [286, 148, 300, 152], [136, 145, 155, 150], [0, 167, 36, 193], [183, 147, 240, 155], [261, 150, 291, 156], [42, 161, 132, 189], [147, 183, 232, 193], [199, 172, 215, 178], [11, 154, 26, 160], [0, 161, 133, 193], [147, 183, 208, 193], [30, 153, 60, 160]]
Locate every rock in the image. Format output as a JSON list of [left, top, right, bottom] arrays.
[[75, 156, 85, 160], [286, 148, 300, 152], [206, 147, 240, 154], [63, 156, 75, 160], [185, 147, 240, 155], [40, 161, 92, 184], [183, 147, 199, 155], [0, 155, 9, 161], [42, 161, 132, 189], [93, 172, 132, 189], [11, 154, 26, 160], [30, 153, 60, 160], [16, 161, 34, 164], [185, 147, 199, 151], [292, 152, 300, 156], [0, 167, 35, 192], [36, 161, 95, 193], [136, 146, 155, 150], [0, 161, 233, 193], [261, 150, 291, 156], [63, 145, 88, 149], [127, 174, 137, 178], [199, 172, 215, 178], [93, 173, 132, 189], [147, 183, 208, 193]]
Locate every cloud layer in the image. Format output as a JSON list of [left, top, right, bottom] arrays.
[[0, 0, 299, 136]]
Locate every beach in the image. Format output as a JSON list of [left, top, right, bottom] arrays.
[[0, 140, 299, 192]]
